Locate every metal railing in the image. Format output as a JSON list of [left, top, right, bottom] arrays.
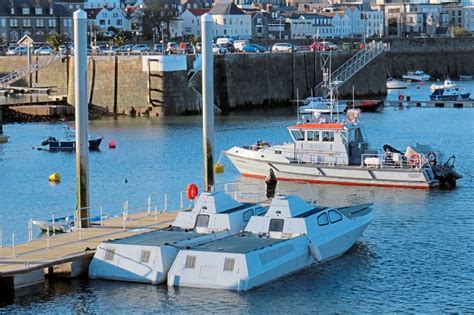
[[315, 41, 389, 97], [361, 152, 426, 169], [0, 53, 63, 88]]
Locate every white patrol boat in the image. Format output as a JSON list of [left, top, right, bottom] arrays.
[[225, 110, 461, 189], [88, 192, 266, 284], [167, 195, 373, 291]]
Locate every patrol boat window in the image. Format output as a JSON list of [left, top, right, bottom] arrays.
[[290, 129, 304, 141], [317, 213, 329, 226], [269, 219, 284, 232], [307, 130, 320, 141], [328, 210, 342, 223], [195, 214, 210, 228], [322, 131, 334, 142]]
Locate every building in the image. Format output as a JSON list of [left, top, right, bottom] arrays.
[[56, 0, 86, 10], [86, 6, 131, 31], [84, 0, 143, 9], [180, 8, 209, 37], [208, 1, 252, 39], [362, 8, 384, 37], [0, 0, 74, 44], [250, 11, 270, 39], [181, 0, 212, 13], [463, 6, 474, 32]]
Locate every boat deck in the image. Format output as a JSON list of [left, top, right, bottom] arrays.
[[190, 234, 285, 254], [338, 204, 373, 219], [0, 212, 177, 278], [107, 229, 201, 246]]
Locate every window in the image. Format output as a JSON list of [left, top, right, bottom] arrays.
[[140, 250, 151, 263], [269, 219, 284, 232], [328, 210, 342, 223], [36, 19, 44, 27], [195, 214, 210, 228], [290, 129, 304, 141], [243, 209, 254, 222], [11, 8, 15, 15], [35, 8, 43, 15], [104, 248, 116, 261], [10, 19, 18, 27], [1, 19, 6, 27], [223, 258, 235, 271], [117, 19, 122, 25], [22, 8, 30, 15], [49, 19, 56, 27], [255, 207, 267, 215], [322, 131, 334, 142], [23, 19, 31, 27], [317, 213, 329, 226], [99, 19, 106, 25], [49, 7, 53, 15], [185, 255, 196, 269], [307, 130, 319, 141]]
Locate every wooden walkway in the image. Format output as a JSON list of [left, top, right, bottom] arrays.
[[0, 212, 177, 280]]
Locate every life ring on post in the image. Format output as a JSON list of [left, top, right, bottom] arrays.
[[408, 153, 420, 167], [426, 151, 437, 165], [398, 94, 404, 101], [186, 183, 199, 200]]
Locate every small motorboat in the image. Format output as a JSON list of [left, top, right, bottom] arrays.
[[402, 70, 431, 82], [429, 79, 470, 101], [459, 75, 472, 81], [41, 127, 103, 151], [167, 195, 374, 291], [386, 78, 409, 89], [299, 97, 347, 115], [32, 214, 117, 233], [347, 100, 384, 112]]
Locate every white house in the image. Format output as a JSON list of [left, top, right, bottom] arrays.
[[463, 6, 474, 32], [180, 8, 210, 37], [209, 1, 252, 39], [363, 8, 384, 37], [86, 7, 131, 31]]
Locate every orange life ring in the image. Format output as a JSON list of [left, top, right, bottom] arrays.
[[398, 94, 404, 101], [408, 153, 420, 167], [186, 183, 199, 200]]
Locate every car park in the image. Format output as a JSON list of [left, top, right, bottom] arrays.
[[242, 44, 266, 53], [271, 43, 296, 53], [6, 46, 27, 56], [131, 44, 150, 53]]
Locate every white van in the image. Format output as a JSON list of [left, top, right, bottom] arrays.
[[216, 37, 234, 46], [234, 40, 249, 52]]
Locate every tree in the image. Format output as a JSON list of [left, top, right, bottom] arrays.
[[114, 30, 133, 47], [46, 33, 68, 51], [452, 26, 471, 37], [141, 0, 181, 40]]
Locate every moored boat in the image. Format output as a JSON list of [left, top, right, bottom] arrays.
[[225, 110, 462, 189], [402, 70, 431, 82], [88, 191, 266, 284], [429, 79, 470, 101], [347, 100, 384, 112], [167, 195, 374, 291], [41, 126, 103, 151], [386, 78, 409, 89], [299, 97, 347, 115]]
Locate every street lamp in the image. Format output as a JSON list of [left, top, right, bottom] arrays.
[[279, 16, 283, 39], [161, 21, 165, 55]]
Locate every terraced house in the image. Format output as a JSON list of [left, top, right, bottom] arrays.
[[0, 0, 74, 45]]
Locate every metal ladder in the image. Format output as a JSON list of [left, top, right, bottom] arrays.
[[187, 54, 221, 112], [0, 53, 64, 88], [315, 41, 390, 96]]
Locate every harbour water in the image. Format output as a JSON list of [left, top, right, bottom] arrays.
[[1, 103, 473, 311]]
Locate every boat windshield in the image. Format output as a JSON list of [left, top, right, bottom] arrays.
[[290, 129, 304, 141]]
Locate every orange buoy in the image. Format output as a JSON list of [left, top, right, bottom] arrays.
[[186, 183, 199, 200], [108, 140, 116, 149], [398, 94, 404, 101]]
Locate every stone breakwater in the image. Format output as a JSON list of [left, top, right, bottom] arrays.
[[1, 38, 474, 116]]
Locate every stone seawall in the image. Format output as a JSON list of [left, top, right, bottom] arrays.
[[1, 38, 474, 115]]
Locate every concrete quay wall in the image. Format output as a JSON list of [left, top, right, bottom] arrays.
[[1, 38, 474, 115]]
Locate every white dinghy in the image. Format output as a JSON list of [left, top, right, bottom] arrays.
[[167, 195, 373, 291], [89, 191, 266, 284]]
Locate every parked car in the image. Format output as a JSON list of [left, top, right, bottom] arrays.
[[242, 44, 266, 53], [118, 44, 133, 53], [34, 46, 54, 55], [234, 40, 249, 52], [58, 45, 67, 54], [218, 42, 235, 53], [216, 37, 234, 46], [271, 43, 296, 53], [6, 46, 27, 56], [212, 44, 227, 54], [103, 45, 119, 54], [310, 41, 329, 51], [166, 42, 180, 54], [153, 44, 164, 53], [324, 41, 339, 50], [131, 44, 150, 53]]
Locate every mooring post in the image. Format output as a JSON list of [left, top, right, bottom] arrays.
[[27, 43, 32, 88], [28, 219, 33, 241], [52, 213, 56, 236], [147, 195, 152, 214], [12, 233, 15, 258], [74, 9, 90, 228], [201, 13, 215, 193], [0, 107, 7, 143], [100, 205, 103, 227], [180, 191, 184, 210], [164, 193, 168, 212]]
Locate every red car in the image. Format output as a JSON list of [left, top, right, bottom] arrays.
[[310, 41, 329, 52]]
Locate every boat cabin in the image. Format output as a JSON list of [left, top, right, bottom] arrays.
[[287, 119, 370, 166], [89, 192, 266, 284]]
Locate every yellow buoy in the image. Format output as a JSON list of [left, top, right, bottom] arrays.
[[214, 163, 224, 173], [48, 173, 61, 182]]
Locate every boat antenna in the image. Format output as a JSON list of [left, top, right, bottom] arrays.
[[329, 50, 333, 122], [296, 88, 300, 123]]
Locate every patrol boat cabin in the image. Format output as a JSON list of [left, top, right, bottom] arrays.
[[89, 192, 266, 284], [167, 195, 373, 291]]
